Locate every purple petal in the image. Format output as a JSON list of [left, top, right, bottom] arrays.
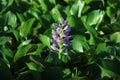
[[56, 27, 62, 34], [63, 31, 69, 37], [63, 42, 71, 48], [64, 26, 71, 32], [64, 36, 73, 41], [60, 20, 68, 25], [53, 23, 59, 28], [51, 43, 58, 50], [52, 30, 58, 39], [56, 37, 63, 43], [62, 47, 67, 52]]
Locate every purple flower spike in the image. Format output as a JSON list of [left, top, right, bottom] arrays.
[[51, 20, 72, 57]]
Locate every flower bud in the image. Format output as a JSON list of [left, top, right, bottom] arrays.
[[60, 20, 68, 26]]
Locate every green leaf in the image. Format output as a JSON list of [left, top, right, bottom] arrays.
[[82, 10, 105, 29], [70, 0, 85, 17], [39, 0, 48, 13], [4, 11, 17, 28], [16, 13, 25, 23], [82, 19, 97, 36], [98, 59, 120, 78], [26, 62, 43, 71], [27, 43, 45, 56], [72, 35, 84, 53], [110, 32, 120, 43], [88, 34, 95, 45], [63, 68, 71, 78], [8, 29, 20, 41], [82, 5, 90, 14], [0, 58, 12, 80], [78, 35, 89, 50], [19, 18, 35, 38], [0, 0, 14, 14], [1, 47, 13, 58], [67, 15, 75, 27], [14, 40, 32, 62], [86, 10, 104, 26], [38, 35, 50, 48], [96, 43, 106, 53], [106, 6, 116, 18], [50, 4, 63, 21], [1, 47, 13, 66], [49, 0, 56, 5], [0, 36, 12, 46], [85, 0, 92, 4]]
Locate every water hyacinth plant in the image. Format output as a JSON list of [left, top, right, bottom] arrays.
[[50, 20, 72, 59]]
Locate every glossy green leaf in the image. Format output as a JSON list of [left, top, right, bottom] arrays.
[[16, 13, 25, 23], [39, 0, 48, 13], [88, 34, 95, 45], [51, 4, 63, 21], [49, 0, 56, 5], [4, 11, 17, 28], [63, 68, 71, 78], [19, 18, 35, 38], [26, 62, 43, 71], [1, 47, 13, 58], [38, 35, 50, 48], [67, 15, 75, 27], [1, 47, 13, 66], [106, 6, 116, 18], [85, 0, 92, 4], [72, 35, 84, 52], [110, 32, 120, 43], [82, 20, 97, 36], [70, 0, 85, 17], [8, 29, 20, 41], [82, 10, 105, 29], [0, 36, 12, 46], [88, 10, 104, 27], [0, 0, 14, 14], [96, 43, 106, 53]]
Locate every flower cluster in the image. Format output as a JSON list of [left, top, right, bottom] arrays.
[[50, 20, 72, 59]]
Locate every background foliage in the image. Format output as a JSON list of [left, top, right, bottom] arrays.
[[0, 0, 120, 80]]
